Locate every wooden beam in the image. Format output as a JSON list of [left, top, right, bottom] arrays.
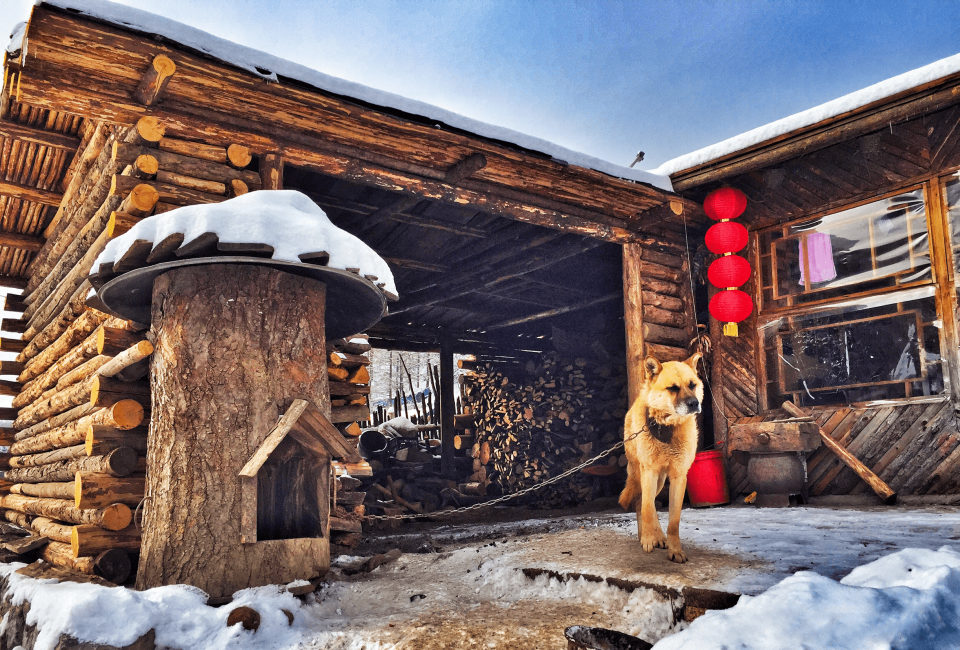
[[260, 152, 283, 190], [133, 55, 176, 106], [381, 256, 448, 273], [0, 120, 80, 150], [0, 179, 62, 207], [482, 292, 622, 331], [623, 244, 645, 404], [439, 329, 455, 478], [0, 276, 28, 290], [0, 232, 43, 253], [392, 238, 603, 315], [444, 153, 487, 184]]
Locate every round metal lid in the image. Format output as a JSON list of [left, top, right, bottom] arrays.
[[96, 256, 388, 340]]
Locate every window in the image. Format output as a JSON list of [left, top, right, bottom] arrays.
[[757, 188, 948, 409]]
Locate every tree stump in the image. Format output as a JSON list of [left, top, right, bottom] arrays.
[[136, 265, 331, 597]]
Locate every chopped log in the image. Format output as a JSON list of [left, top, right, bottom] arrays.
[[158, 138, 227, 163], [98, 341, 154, 378], [114, 142, 261, 187], [112, 174, 225, 207], [331, 405, 370, 424], [90, 377, 150, 408], [781, 401, 897, 504], [75, 474, 146, 509], [55, 356, 111, 391], [7, 448, 139, 483], [328, 366, 349, 381], [72, 524, 141, 557], [227, 144, 253, 169], [454, 414, 475, 430], [644, 343, 689, 363], [24, 516, 72, 544], [12, 403, 144, 454], [133, 116, 164, 146], [642, 322, 690, 347], [15, 402, 100, 442], [86, 426, 148, 455], [1, 495, 131, 530], [40, 543, 131, 584], [328, 352, 372, 368], [328, 383, 370, 396], [133, 54, 176, 106], [12, 481, 74, 500], [9, 443, 88, 468], [130, 154, 159, 180], [228, 179, 249, 197], [109, 211, 143, 238], [98, 327, 147, 356], [17, 314, 104, 392], [155, 170, 226, 195], [14, 376, 98, 429], [116, 182, 160, 217], [454, 435, 475, 450], [346, 366, 370, 384], [17, 282, 90, 362], [343, 422, 362, 437]]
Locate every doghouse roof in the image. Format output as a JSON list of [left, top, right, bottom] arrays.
[[240, 399, 361, 478]]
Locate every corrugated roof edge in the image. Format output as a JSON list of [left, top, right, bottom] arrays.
[[26, 0, 673, 192], [649, 50, 960, 179]]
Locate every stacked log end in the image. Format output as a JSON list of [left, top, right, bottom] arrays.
[[0, 121, 258, 582], [461, 347, 630, 509]]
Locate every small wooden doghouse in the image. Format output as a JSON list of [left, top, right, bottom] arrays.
[[239, 399, 359, 546]]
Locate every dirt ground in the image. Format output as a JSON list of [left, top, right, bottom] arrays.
[[299, 498, 960, 649]]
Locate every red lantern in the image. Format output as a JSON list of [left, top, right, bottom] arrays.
[[708, 255, 751, 288], [704, 187, 747, 221], [705, 221, 748, 254], [709, 290, 753, 330]]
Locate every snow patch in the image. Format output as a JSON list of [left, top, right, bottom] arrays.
[[653, 546, 960, 650], [93, 190, 397, 297], [32, 0, 671, 191], [650, 51, 960, 177], [6, 21, 26, 55]]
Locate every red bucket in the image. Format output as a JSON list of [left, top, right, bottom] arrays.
[[686, 450, 729, 507]]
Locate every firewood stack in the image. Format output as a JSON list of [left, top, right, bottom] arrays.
[[0, 117, 260, 582], [461, 348, 629, 508], [327, 334, 373, 426]]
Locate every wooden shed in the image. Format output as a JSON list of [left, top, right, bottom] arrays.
[[0, 1, 699, 587], [661, 58, 960, 499]]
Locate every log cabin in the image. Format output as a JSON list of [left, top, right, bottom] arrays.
[[0, 0, 698, 587], [656, 53, 960, 501]]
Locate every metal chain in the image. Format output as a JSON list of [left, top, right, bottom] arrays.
[[363, 428, 645, 521]]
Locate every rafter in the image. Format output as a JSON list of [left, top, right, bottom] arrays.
[[0, 120, 80, 151]]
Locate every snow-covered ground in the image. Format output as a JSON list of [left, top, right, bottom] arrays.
[[2, 503, 959, 649]]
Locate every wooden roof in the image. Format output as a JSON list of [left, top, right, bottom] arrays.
[[2, 4, 702, 351]]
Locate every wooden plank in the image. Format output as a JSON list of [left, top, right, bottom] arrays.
[[0, 179, 61, 207], [728, 421, 820, 453], [238, 400, 308, 477], [0, 120, 80, 150]]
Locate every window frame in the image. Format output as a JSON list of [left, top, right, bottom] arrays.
[[753, 177, 960, 411]]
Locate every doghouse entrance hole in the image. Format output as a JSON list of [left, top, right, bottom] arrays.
[[256, 436, 324, 540]]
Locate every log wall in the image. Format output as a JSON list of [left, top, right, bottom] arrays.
[[0, 116, 263, 578]]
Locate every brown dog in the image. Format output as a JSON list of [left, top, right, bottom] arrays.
[[619, 353, 703, 563]]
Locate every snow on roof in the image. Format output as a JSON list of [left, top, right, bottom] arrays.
[[93, 190, 397, 297], [6, 21, 26, 55], [650, 51, 960, 178], [24, 0, 672, 192]]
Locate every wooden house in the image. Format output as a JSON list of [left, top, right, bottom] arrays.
[[659, 59, 960, 500], [0, 0, 697, 588]]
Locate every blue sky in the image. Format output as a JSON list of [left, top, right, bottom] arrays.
[[5, 0, 960, 170]]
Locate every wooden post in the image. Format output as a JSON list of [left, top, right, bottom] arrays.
[[260, 152, 283, 190], [440, 329, 456, 477], [622, 243, 645, 404], [136, 265, 331, 598]]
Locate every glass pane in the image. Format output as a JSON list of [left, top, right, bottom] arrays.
[[942, 174, 960, 278], [759, 189, 931, 310], [759, 286, 944, 408]]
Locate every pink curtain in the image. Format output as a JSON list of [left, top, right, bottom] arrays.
[[799, 232, 837, 284]]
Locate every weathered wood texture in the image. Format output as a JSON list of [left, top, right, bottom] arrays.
[[137, 264, 331, 598], [727, 399, 959, 498]]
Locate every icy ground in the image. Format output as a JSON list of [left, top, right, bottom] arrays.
[[1, 502, 959, 649]]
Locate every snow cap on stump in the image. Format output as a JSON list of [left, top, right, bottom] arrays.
[[95, 190, 396, 297]]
